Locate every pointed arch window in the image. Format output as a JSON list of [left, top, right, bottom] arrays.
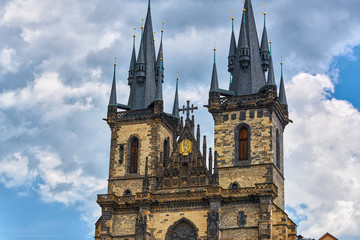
[[239, 128, 248, 161], [235, 124, 251, 163], [130, 138, 139, 174]]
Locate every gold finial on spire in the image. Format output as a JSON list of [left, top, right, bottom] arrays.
[[161, 22, 164, 33], [281, 56, 283, 65], [213, 41, 216, 52], [177, 71, 180, 80], [154, 32, 156, 41], [114, 57, 117, 66], [133, 28, 136, 38], [232, 10, 234, 20], [264, 4, 267, 15], [141, 19, 144, 30]]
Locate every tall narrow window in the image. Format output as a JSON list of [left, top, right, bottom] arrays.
[[163, 139, 170, 167], [239, 128, 248, 161], [130, 138, 139, 174], [276, 130, 281, 169]]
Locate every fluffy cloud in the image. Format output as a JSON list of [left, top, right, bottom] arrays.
[[285, 73, 360, 239]]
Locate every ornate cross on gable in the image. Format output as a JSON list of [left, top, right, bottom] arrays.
[[179, 100, 198, 119]]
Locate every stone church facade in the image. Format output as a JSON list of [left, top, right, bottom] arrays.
[[95, 0, 297, 239]]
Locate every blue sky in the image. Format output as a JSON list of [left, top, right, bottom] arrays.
[[1, 0, 360, 239]]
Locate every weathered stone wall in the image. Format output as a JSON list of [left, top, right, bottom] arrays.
[[214, 108, 273, 167], [149, 209, 208, 239], [108, 118, 174, 196], [220, 202, 260, 229], [218, 166, 268, 189], [113, 213, 137, 237]]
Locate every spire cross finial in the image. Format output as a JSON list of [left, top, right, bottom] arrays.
[[179, 100, 198, 119], [281, 56, 284, 77], [264, 4, 267, 26], [231, 10, 235, 31], [213, 41, 216, 63], [114, 57, 117, 66]]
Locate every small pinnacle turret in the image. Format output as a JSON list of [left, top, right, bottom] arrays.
[[228, 12, 236, 73], [155, 26, 164, 83], [260, 12, 270, 72], [128, 31, 137, 82], [266, 54, 276, 86], [279, 62, 288, 105], [238, 9, 250, 69], [155, 56, 163, 101], [210, 48, 219, 92], [172, 77, 180, 118], [109, 63, 117, 106]]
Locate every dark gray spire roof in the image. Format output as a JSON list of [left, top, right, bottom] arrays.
[[129, 37, 137, 74], [172, 78, 180, 118], [260, 16, 270, 54], [229, 0, 266, 95], [156, 32, 164, 70], [129, 2, 157, 110], [108, 64, 117, 106], [155, 58, 163, 101], [279, 63, 288, 105], [266, 55, 276, 86], [228, 19, 236, 58], [210, 50, 219, 92], [239, 12, 249, 49]]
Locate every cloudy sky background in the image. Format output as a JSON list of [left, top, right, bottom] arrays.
[[0, 0, 360, 239]]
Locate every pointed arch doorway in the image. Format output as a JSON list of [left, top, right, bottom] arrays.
[[165, 218, 199, 240]]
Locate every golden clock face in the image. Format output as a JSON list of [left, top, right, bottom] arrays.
[[179, 139, 192, 156]]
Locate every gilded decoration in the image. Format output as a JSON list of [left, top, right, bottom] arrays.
[[179, 139, 192, 156]]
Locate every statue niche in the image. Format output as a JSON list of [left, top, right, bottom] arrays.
[[165, 218, 199, 240]]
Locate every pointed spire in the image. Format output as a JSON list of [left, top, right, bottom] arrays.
[[239, 8, 250, 69], [230, 0, 267, 95], [209, 147, 213, 175], [109, 61, 117, 106], [148, 0, 151, 9], [260, 9, 270, 72], [155, 23, 164, 78], [279, 61, 288, 105], [172, 76, 180, 118], [203, 135, 207, 166], [196, 124, 200, 146], [128, 30, 137, 82], [228, 10, 237, 73], [131, 2, 157, 109], [155, 55, 163, 100], [266, 49, 276, 86], [210, 47, 219, 92]]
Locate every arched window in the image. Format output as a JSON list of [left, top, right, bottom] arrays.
[[130, 138, 139, 174], [163, 138, 170, 167], [239, 128, 248, 161], [276, 130, 281, 169], [239, 211, 246, 226], [231, 183, 239, 189]]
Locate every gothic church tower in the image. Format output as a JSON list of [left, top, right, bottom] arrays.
[[95, 1, 297, 239]]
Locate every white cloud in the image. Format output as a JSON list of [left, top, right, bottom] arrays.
[[0, 48, 19, 73], [0, 153, 37, 188], [285, 73, 360, 238], [0, 71, 109, 122]]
